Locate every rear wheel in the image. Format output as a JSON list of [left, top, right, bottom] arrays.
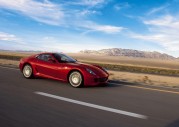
[[23, 64, 33, 78], [69, 71, 83, 88]]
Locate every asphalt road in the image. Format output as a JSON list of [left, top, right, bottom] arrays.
[[0, 66, 179, 127]]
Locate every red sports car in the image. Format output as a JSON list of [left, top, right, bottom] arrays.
[[19, 53, 109, 88]]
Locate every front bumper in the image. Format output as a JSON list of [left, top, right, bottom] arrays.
[[84, 75, 109, 86]]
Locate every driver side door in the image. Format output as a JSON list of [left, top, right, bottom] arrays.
[[35, 54, 59, 78]]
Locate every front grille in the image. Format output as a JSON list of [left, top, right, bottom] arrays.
[[94, 77, 108, 82]]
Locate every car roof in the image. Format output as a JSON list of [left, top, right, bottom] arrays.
[[37, 52, 64, 55]]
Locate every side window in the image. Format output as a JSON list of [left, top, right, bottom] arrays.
[[37, 54, 43, 60], [37, 54, 53, 62], [53, 54, 69, 62], [61, 55, 69, 62]]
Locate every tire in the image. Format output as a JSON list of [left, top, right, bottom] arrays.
[[23, 64, 33, 79], [69, 71, 83, 88]]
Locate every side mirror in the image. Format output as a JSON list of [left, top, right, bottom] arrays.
[[48, 58, 56, 63]]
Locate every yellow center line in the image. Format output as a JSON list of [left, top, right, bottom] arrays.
[[126, 85, 179, 95]]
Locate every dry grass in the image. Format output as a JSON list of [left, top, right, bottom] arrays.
[[109, 70, 179, 88], [0, 59, 19, 67], [68, 53, 179, 70], [0, 51, 33, 56]]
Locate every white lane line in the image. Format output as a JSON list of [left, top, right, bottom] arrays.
[[0, 66, 19, 70], [35, 91, 147, 119]]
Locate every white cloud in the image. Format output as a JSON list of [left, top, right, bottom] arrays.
[[114, 2, 130, 11], [78, 21, 125, 34], [20, 36, 113, 52], [66, 0, 107, 7], [0, 32, 18, 41], [0, 32, 26, 45], [92, 24, 124, 33], [0, 0, 64, 25], [144, 15, 179, 29], [82, 0, 106, 6], [132, 15, 179, 51], [147, 4, 169, 15], [79, 10, 98, 16], [0, 0, 124, 34]]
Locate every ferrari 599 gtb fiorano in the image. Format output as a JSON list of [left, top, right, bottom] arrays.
[[19, 53, 109, 88]]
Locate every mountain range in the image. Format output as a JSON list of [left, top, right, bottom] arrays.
[[80, 48, 176, 60]]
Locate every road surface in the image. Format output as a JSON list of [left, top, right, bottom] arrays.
[[0, 66, 179, 127]]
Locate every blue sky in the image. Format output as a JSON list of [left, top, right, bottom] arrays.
[[0, 0, 179, 57]]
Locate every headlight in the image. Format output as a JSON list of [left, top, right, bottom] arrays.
[[86, 68, 96, 75], [102, 67, 108, 73]]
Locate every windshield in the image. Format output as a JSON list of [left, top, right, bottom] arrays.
[[53, 53, 76, 63]]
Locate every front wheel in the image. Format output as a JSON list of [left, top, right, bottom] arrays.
[[69, 71, 83, 88], [23, 64, 33, 79]]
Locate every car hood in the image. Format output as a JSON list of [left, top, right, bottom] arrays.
[[68, 62, 108, 77]]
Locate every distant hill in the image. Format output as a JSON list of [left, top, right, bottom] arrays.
[[80, 48, 175, 60], [0, 49, 41, 53]]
